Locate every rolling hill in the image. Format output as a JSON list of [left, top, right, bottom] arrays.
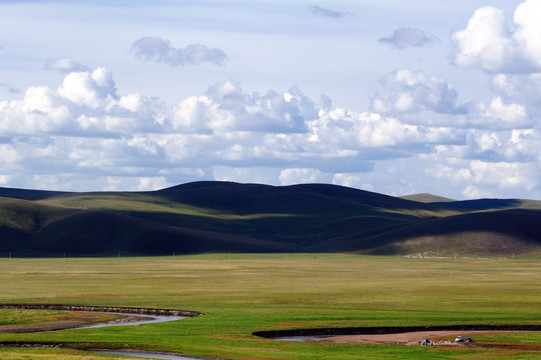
[[0, 181, 540, 257]]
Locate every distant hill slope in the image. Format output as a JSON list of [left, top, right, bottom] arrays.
[[400, 193, 456, 203], [1, 181, 540, 257]]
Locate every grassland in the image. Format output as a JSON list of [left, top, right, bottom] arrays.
[[0, 254, 540, 359]]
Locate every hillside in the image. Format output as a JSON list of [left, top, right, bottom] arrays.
[[400, 193, 456, 203], [1, 181, 540, 257]]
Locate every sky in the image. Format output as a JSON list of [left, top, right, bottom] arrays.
[[1, 0, 541, 200]]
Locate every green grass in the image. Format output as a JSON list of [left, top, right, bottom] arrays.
[[0, 309, 68, 325], [39, 194, 297, 220], [0, 254, 540, 359]]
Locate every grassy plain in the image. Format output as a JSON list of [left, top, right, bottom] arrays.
[[0, 254, 540, 359]]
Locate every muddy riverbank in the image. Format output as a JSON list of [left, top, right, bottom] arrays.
[[0, 304, 202, 317], [0, 304, 201, 333]]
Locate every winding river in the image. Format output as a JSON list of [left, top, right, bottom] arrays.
[[0, 305, 204, 360], [95, 350, 200, 360], [76, 311, 201, 360], [82, 312, 202, 359], [82, 312, 186, 328]]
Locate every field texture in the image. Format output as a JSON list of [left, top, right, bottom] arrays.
[[0, 254, 540, 359]]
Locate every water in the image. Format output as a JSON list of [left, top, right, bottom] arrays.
[[87, 314, 197, 359], [272, 335, 332, 341], [82, 312, 186, 329], [95, 350, 198, 360]]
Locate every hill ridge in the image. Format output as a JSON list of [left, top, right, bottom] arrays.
[[1, 181, 540, 257]]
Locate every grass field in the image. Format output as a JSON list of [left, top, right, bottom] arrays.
[[0, 254, 540, 359]]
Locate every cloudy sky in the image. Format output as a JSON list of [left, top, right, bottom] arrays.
[[1, 0, 540, 200]]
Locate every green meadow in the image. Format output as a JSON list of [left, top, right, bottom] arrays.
[[0, 254, 540, 359]]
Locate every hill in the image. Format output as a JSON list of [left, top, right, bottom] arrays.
[[1, 181, 540, 257], [399, 193, 455, 203]]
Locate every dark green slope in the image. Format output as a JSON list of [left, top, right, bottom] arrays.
[[0, 197, 76, 252], [29, 210, 292, 256], [148, 182, 449, 246], [0, 187, 70, 200], [157, 181, 444, 216], [1, 181, 540, 256], [324, 209, 541, 256]]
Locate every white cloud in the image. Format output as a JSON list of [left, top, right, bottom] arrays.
[[0, 143, 22, 170], [308, 108, 454, 149], [45, 58, 89, 73], [470, 160, 537, 190], [131, 176, 170, 191], [462, 185, 492, 199], [332, 173, 374, 192], [371, 69, 530, 131], [371, 69, 463, 115], [1, 65, 541, 199], [473, 132, 501, 153], [279, 168, 323, 185], [378, 28, 439, 49], [58, 68, 117, 108], [491, 73, 541, 116], [452, 0, 541, 73], [504, 129, 538, 161], [428, 157, 539, 198], [0, 68, 165, 136], [131, 37, 227, 66], [309, 6, 352, 19], [212, 166, 279, 185], [471, 97, 529, 129], [170, 80, 315, 134], [0, 175, 10, 186]]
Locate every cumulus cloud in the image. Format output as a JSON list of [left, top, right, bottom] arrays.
[[131, 176, 169, 191], [470, 161, 537, 190], [309, 6, 352, 19], [371, 69, 464, 115], [131, 37, 227, 66], [308, 108, 458, 149], [370, 69, 531, 131], [45, 58, 89, 73], [470, 97, 530, 130], [331, 173, 375, 191], [170, 80, 316, 134], [279, 168, 323, 185], [378, 28, 439, 49], [491, 73, 541, 117], [2, 66, 541, 197], [0, 68, 164, 136], [452, 0, 541, 73]]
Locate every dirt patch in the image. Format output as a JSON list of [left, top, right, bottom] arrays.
[[314, 330, 541, 348]]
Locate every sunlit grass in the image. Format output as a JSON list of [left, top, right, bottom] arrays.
[[39, 194, 299, 220], [0, 254, 540, 359], [0, 309, 67, 325]]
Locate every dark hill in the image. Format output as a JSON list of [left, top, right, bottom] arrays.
[[1, 181, 540, 257], [315, 209, 541, 256]]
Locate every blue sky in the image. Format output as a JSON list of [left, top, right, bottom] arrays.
[[1, 0, 540, 200]]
